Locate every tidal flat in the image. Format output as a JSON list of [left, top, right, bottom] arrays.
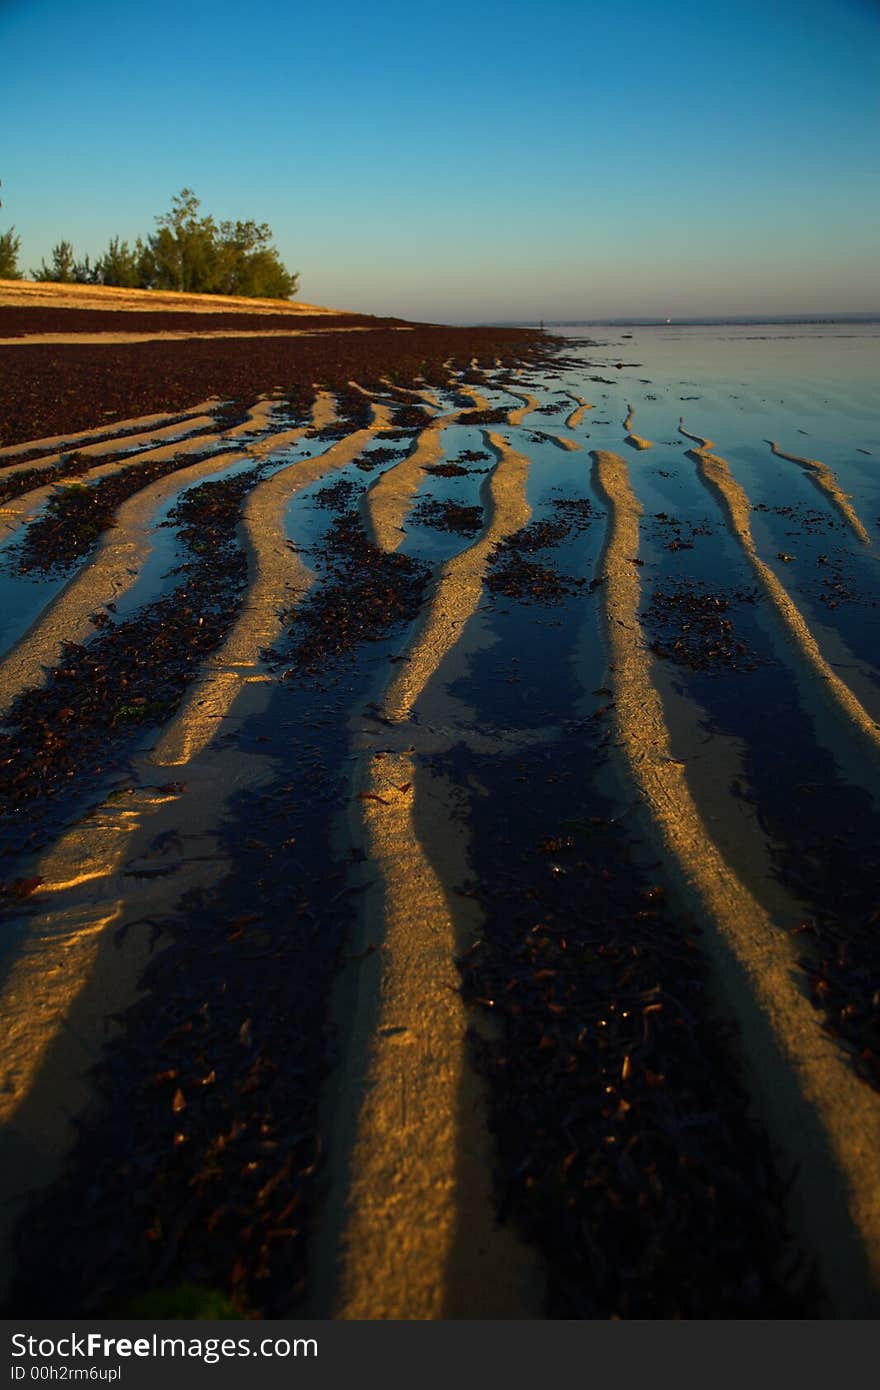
[[1, 306, 879, 1318]]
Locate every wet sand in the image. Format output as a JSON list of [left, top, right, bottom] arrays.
[[592, 448, 880, 1313], [3, 307, 880, 1319]]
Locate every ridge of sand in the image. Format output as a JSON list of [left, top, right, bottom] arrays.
[[362, 378, 561, 553], [381, 432, 531, 721], [528, 429, 581, 452], [332, 432, 539, 1318], [0, 328, 412, 347], [691, 446, 880, 755], [592, 447, 880, 1316], [152, 407, 384, 766], [0, 407, 221, 486], [678, 423, 714, 450], [623, 403, 653, 450], [0, 722, 281, 1303], [564, 393, 592, 430], [0, 401, 308, 717], [0, 278, 340, 316], [506, 392, 540, 426], [361, 413, 460, 553], [0, 391, 345, 1296], [767, 439, 871, 545], [0, 401, 222, 463], [0, 420, 221, 551], [680, 425, 871, 548], [379, 377, 442, 410], [359, 372, 509, 553], [458, 382, 492, 413]]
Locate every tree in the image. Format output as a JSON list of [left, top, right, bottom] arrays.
[[0, 227, 23, 279], [142, 188, 217, 294], [213, 219, 298, 299], [73, 254, 99, 284], [96, 236, 145, 288], [139, 190, 298, 299], [24, 191, 299, 300], [32, 240, 77, 283]]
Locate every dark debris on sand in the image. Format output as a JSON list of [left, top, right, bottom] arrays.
[[0, 451, 97, 503], [410, 498, 484, 536], [0, 324, 547, 447], [646, 511, 716, 554], [307, 388, 372, 440], [269, 513, 430, 677], [8, 778, 359, 1318], [454, 740, 817, 1318], [0, 306, 407, 339], [424, 448, 492, 479], [312, 478, 364, 511], [424, 463, 470, 478], [11, 448, 232, 575], [353, 446, 409, 474], [486, 503, 598, 606], [457, 408, 510, 426], [0, 472, 255, 855], [642, 583, 763, 673], [0, 331, 573, 1320]]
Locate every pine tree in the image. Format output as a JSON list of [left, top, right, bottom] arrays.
[[25, 191, 299, 299], [73, 254, 99, 284], [96, 236, 145, 288], [140, 190, 298, 299], [32, 240, 77, 283], [0, 227, 23, 280]]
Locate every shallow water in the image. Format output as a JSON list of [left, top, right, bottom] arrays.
[[569, 320, 880, 474], [548, 322, 880, 692], [5, 325, 880, 1319], [394, 321, 880, 951]]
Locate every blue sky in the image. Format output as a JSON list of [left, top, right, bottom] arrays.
[[2, 0, 878, 319]]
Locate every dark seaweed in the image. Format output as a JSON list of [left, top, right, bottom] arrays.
[[453, 740, 815, 1317], [269, 513, 430, 676], [410, 499, 484, 535]]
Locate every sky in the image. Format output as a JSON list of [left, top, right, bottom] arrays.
[[2, 0, 879, 321]]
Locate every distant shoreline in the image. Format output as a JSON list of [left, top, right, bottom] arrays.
[[495, 313, 880, 328]]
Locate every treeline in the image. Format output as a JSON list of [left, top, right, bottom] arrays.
[[0, 189, 299, 300]]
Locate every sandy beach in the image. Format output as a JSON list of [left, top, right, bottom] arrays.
[[1, 292, 880, 1321]]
